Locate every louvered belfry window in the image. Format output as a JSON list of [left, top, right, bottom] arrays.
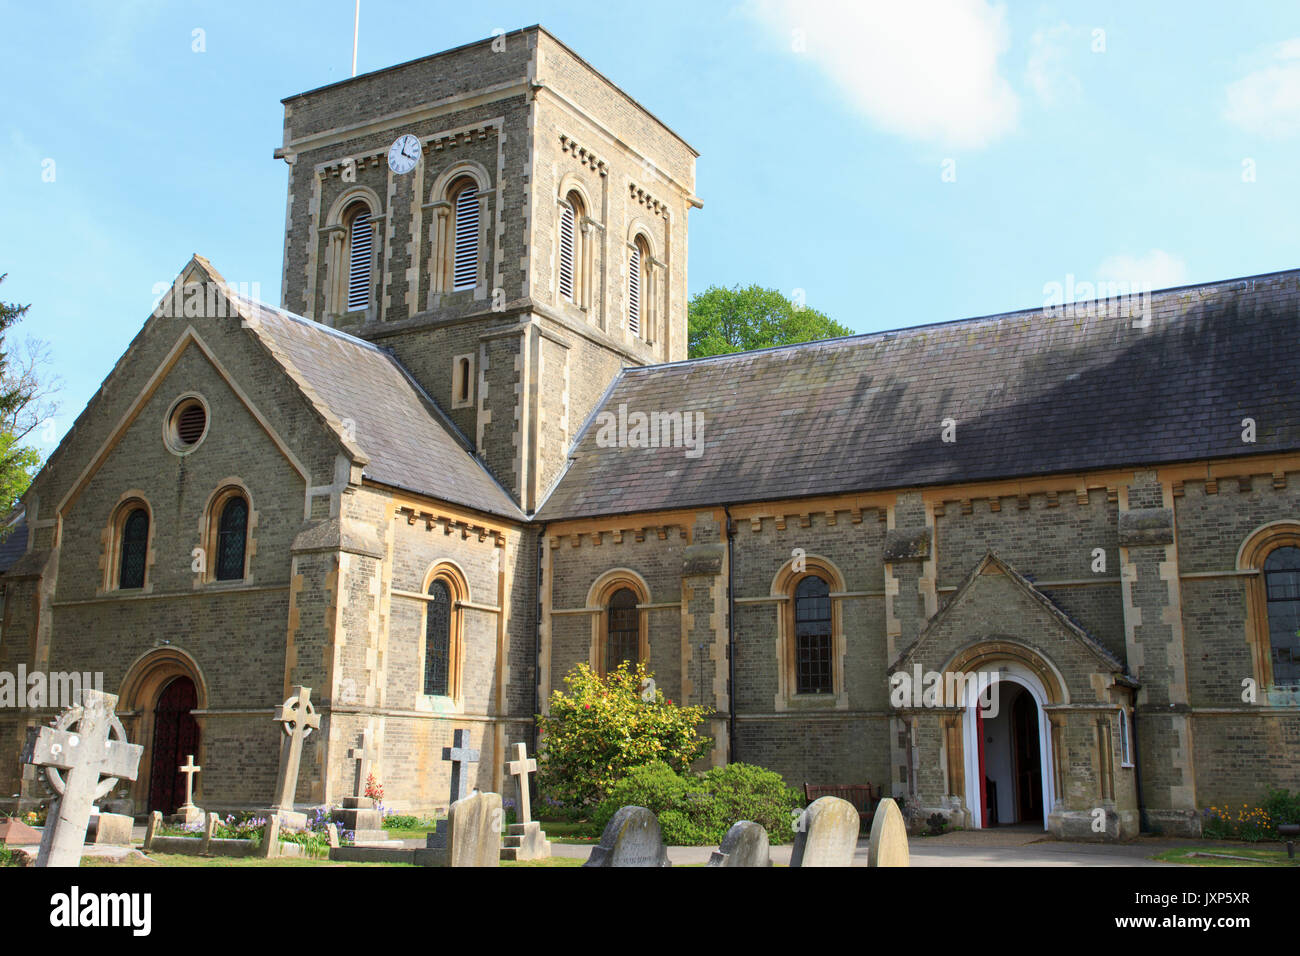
[[452, 185, 478, 291], [628, 244, 642, 336], [558, 201, 576, 302], [794, 575, 833, 694], [346, 208, 372, 312], [119, 508, 149, 590], [215, 496, 248, 581], [425, 579, 452, 696], [175, 403, 206, 446]]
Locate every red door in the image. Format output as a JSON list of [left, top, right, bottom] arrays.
[[148, 678, 200, 814]]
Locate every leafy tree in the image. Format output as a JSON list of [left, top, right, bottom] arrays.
[[536, 661, 711, 812], [0, 274, 58, 521], [688, 284, 853, 358]]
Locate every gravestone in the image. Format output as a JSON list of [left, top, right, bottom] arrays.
[[200, 811, 219, 855], [584, 806, 671, 867], [443, 789, 502, 867], [707, 820, 772, 867], [348, 726, 374, 797], [332, 796, 395, 846], [143, 810, 163, 851], [426, 728, 479, 849], [867, 797, 910, 867], [500, 742, 551, 861], [259, 814, 281, 859], [172, 754, 203, 825], [266, 685, 320, 828], [20, 689, 144, 867], [0, 817, 42, 845], [326, 823, 340, 849], [790, 795, 859, 867], [88, 812, 133, 845]]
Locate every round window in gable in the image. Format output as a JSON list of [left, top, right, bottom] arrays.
[[165, 396, 209, 454]]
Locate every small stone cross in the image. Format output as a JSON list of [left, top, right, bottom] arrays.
[[348, 727, 373, 798], [442, 728, 479, 805], [271, 685, 320, 814], [21, 690, 143, 867], [505, 742, 537, 824], [178, 754, 201, 811]]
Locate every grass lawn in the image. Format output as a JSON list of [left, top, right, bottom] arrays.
[[537, 820, 601, 844], [1155, 844, 1298, 867]]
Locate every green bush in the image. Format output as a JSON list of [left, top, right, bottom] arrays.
[[537, 662, 712, 811], [1262, 789, 1300, 828], [591, 760, 803, 846]]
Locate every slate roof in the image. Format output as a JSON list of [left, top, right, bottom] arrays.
[[0, 513, 27, 575], [538, 269, 1300, 520], [230, 292, 523, 520]]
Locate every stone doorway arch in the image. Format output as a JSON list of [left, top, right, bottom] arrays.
[[118, 648, 209, 815]]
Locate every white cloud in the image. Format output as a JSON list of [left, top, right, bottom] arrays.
[[1096, 250, 1189, 291], [746, 0, 1020, 149], [1025, 21, 1081, 107], [1224, 38, 1300, 139]]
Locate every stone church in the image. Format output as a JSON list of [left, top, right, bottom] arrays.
[[2, 26, 1297, 839]]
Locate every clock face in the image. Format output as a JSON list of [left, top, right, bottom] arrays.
[[388, 134, 421, 174]]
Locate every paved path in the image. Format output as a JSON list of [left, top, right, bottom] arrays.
[[548, 834, 1193, 866]]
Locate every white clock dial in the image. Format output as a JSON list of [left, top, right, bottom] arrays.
[[388, 134, 421, 174]]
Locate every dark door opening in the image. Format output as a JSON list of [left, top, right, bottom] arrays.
[[148, 677, 200, 814], [1011, 688, 1043, 824]]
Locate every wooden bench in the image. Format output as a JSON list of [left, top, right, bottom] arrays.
[[804, 783, 882, 831]]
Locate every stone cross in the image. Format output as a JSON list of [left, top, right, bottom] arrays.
[[270, 685, 320, 814], [348, 727, 373, 797], [21, 689, 143, 867], [504, 742, 537, 824], [442, 729, 479, 805], [178, 754, 201, 811]]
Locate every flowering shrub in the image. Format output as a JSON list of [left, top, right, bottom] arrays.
[[1200, 791, 1300, 842], [364, 773, 384, 803], [536, 662, 711, 812], [591, 760, 803, 845]]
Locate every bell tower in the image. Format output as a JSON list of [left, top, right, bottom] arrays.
[[275, 26, 700, 513]]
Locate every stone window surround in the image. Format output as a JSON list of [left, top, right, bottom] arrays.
[[625, 220, 661, 347], [586, 568, 651, 676], [425, 160, 491, 301], [1237, 520, 1300, 690], [556, 177, 598, 317], [196, 479, 257, 587], [161, 392, 210, 457], [451, 352, 475, 409], [99, 491, 156, 596], [321, 185, 385, 324], [414, 559, 469, 712], [771, 554, 849, 711]]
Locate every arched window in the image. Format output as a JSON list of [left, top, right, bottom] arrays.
[[794, 575, 833, 694], [457, 356, 472, 403], [1264, 546, 1300, 687], [628, 235, 650, 338], [425, 578, 452, 696], [558, 198, 577, 302], [450, 180, 478, 291], [344, 201, 373, 313], [119, 508, 149, 590], [606, 588, 640, 672], [214, 495, 248, 581], [1118, 707, 1133, 767]]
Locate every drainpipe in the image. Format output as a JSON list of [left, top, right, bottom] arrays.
[[532, 522, 547, 758], [724, 506, 736, 763], [1130, 701, 1148, 833]]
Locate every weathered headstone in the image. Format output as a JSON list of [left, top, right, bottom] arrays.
[[445, 789, 501, 867], [259, 814, 281, 859], [790, 795, 859, 867], [427, 728, 479, 849], [584, 806, 671, 867], [707, 820, 772, 867], [88, 812, 134, 845], [143, 810, 162, 851], [173, 754, 203, 825], [20, 689, 144, 867], [267, 685, 320, 828], [501, 741, 550, 861], [867, 797, 910, 867], [326, 823, 340, 849], [199, 811, 219, 855]]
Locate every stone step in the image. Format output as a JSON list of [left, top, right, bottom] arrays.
[[332, 808, 384, 830], [340, 796, 376, 811]]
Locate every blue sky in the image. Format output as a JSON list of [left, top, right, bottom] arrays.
[[2, 1, 1299, 455]]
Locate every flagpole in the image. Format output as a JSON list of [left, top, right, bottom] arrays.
[[352, 0, 360, 76]]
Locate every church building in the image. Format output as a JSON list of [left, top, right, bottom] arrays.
[[2, 26, 1297, 840]]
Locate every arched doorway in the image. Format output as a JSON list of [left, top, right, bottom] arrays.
[[148, 677, 200, 814], [959, 661, 1057, 831]]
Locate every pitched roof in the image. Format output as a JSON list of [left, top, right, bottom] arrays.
[[538, 269, 1300, 520], [220, 279, 522, 521]]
